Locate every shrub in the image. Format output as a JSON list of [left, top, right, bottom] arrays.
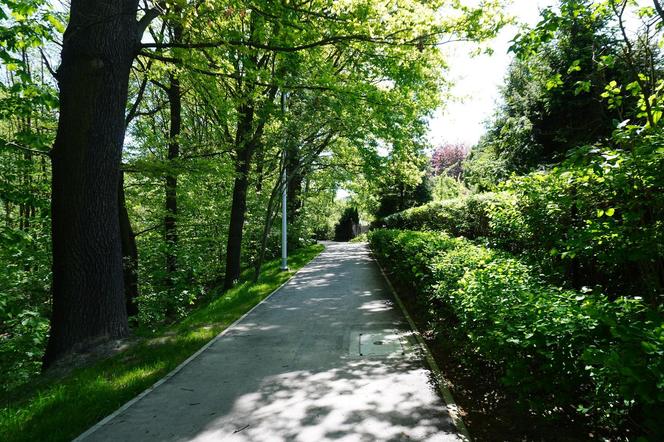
[[376, 143, 664, 304], [377, 192, 507, 239], [369, 229, 664, 438]]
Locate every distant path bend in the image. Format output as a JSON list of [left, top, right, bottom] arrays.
[[78, 242, 462, 442]]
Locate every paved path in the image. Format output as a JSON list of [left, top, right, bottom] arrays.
[[78, 242, 460, 442]]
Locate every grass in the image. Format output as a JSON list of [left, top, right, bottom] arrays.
[[0, 244, 324, 442]]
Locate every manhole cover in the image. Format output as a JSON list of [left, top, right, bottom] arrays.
[[349, 330, 404, 357]]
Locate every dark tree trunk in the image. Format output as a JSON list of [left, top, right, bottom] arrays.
[[224, 144, 252, 289], [255, 146, 264, 193], [44, 0, 142, 366], [119, 172, 139, 317], [163, 18, 183, 294], [223, 102, 256, 289], [165, 72, 181, 289]]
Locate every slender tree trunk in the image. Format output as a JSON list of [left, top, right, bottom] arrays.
[[164, 17, 183, 296], [45, 0, 141, 366], [253, 171, 284, 282], [165, 72, 181, 290], [255, 146, 264, 192], [655, 0, 664, 22], [224, 145, 252, 289], [119, 171, 139, 317]]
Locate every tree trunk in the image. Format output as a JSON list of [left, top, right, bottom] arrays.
[[165, 72, 181, 290], [224, 145, 252, 289], [119, 172, 139, 317], [164, 17, 183, 296], [45, 0, 141, 366]]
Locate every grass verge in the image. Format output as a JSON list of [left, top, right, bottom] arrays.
[[0, 244, 323, 442]]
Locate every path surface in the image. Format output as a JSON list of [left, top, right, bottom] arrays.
[[78, 242, 460, 442]]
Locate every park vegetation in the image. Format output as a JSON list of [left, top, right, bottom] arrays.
[[369, 0, 664, 439], [2, 0, 663, 440], [0, 0, 503, 407]]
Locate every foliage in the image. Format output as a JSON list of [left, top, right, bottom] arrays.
[[0, 0, 58, 392], [369, 229, 664, 438], [381, 131, 664, 306], [431, 174, 468, 202], [333, 206, 360, 242], [466, 0, 662, 178], [430, 142, 468, 179], [461, 144, 511, 191], [376, 192, 507, 239], [0, 0, 508, 388], [0, 245, 323, 442]]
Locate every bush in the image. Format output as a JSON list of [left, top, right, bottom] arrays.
[[369, 229, 664, 438], [377, 192, 508, 239], [376, 143, 664, 305]]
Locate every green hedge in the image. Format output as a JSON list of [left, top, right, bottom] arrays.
[[376, 192, 504, 239], [376, 145, 664, 305], [369, 229, 664, 438]]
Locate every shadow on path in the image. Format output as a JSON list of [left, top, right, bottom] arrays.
[[78, 242, 459, 442]]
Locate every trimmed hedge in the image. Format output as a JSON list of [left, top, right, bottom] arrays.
[[369, 229, 664, 438], [376, 192, 505, 239], [375, 145, 664, 305]]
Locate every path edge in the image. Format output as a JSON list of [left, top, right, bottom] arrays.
[[73, 245, 326, 441], [367, 244, 472, 442]]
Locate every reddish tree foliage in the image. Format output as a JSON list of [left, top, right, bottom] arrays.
[[431, 142, 469, 178]]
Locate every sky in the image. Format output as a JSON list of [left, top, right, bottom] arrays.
[[427, 0, 556, 148]]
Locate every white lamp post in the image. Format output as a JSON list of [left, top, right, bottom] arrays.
[[280, 93, 288, 271], [281, 154, 288, 271]]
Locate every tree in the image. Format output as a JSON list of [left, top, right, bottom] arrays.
[[430, 142, 468, 178], [478, 0, 629, 173], [374, 148, 432, 218], [44, 0, 157, 366], [334, 206, 359, 242]]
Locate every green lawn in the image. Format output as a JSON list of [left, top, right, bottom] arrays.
[[0, 244, 323, 442]]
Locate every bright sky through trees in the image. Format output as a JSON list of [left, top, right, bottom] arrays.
[[428, 0, 555, 146]]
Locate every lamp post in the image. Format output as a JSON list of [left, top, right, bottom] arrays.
[[281, 152, 288, 271], [280, 93, 288, 271]]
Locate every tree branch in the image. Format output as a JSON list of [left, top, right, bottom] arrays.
[[140, 32, 444, 52], [1, 140, 51, 158], [39, 48, 58, 80], [654, 0, 664, 21]]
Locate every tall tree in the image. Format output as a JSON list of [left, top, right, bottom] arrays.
[[44, 0, 156, 366]]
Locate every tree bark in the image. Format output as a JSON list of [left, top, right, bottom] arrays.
[[119, 172, 139, 317], [224, 105, 254, 289], [45, 0, 142, 366], [164, 17, 183, 295]]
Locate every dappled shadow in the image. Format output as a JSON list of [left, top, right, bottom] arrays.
[[80, 243, 459, 442]]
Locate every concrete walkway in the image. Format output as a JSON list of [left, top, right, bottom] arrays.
[[77, 242, 460, 442]]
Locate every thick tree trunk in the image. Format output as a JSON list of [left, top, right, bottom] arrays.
[[119, 172, 139, 317], [45, 0, 140, 366]]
